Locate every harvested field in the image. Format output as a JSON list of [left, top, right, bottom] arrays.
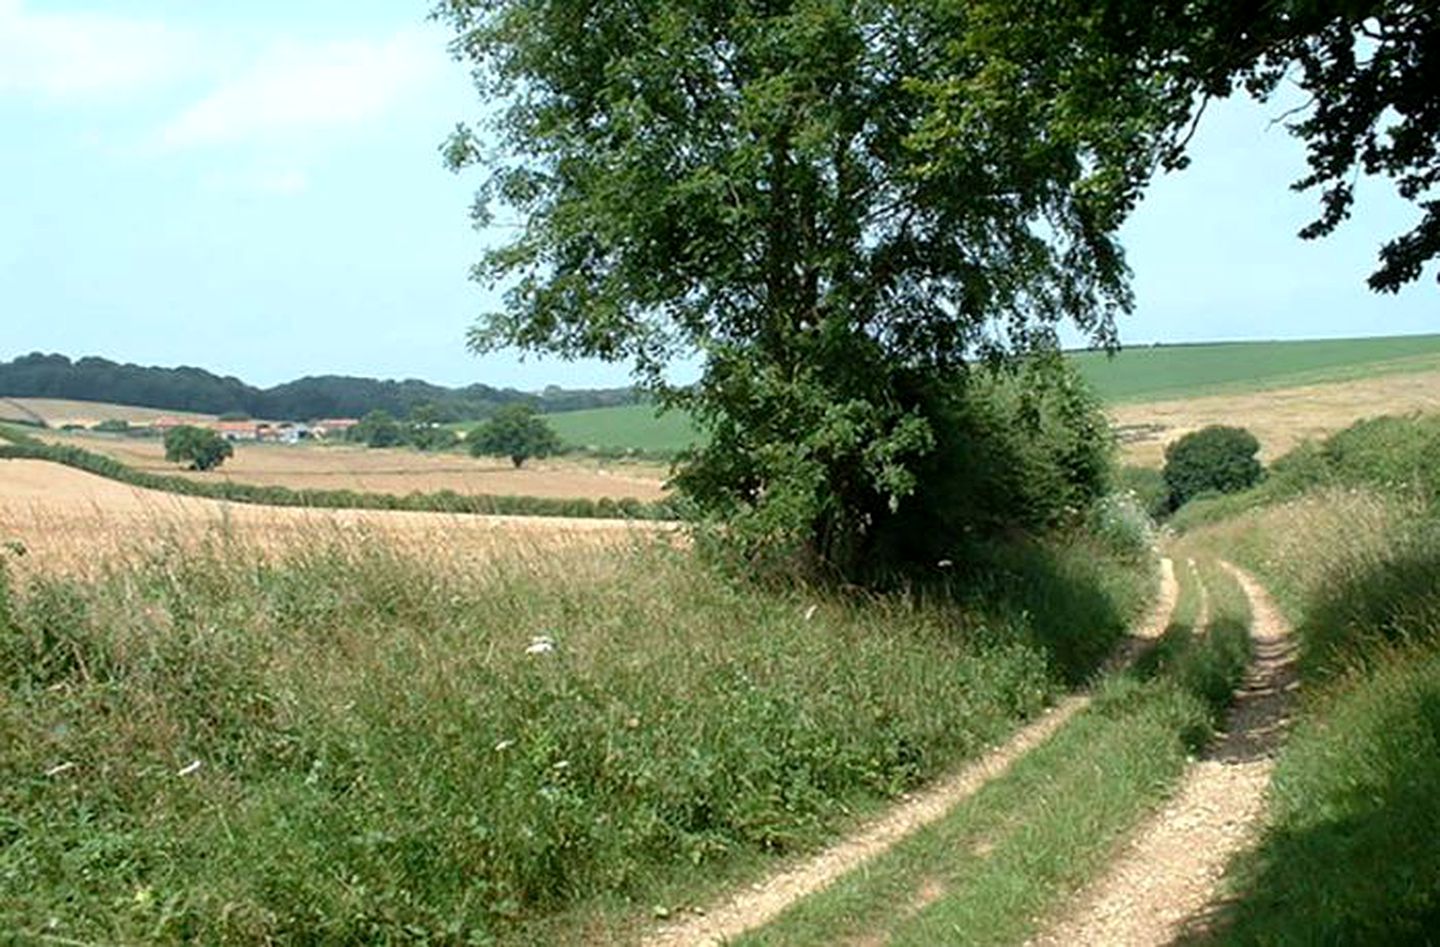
[[2, 398, 217, 428], [0, 459, 667, 575], [35, 431, 669, 501], [1112, 369, 1440, 467]]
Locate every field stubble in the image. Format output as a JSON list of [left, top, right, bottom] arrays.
[[38, 430, 670, 502]]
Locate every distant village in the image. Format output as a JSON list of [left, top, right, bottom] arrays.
[[149, 416, 360, 444]]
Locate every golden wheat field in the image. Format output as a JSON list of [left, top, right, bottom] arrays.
[[35, 430, 670, 501], [1112, 369, 1440, 467], [0, 459, 671, 575]]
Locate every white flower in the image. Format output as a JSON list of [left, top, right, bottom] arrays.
[[525, 635, 556, 655]]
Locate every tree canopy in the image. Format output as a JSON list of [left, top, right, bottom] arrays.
[[469, 404, 562, 467], [1079, 1, 1438, 293], [441, 0, 1173, 572], [163, 425, 234, 472]]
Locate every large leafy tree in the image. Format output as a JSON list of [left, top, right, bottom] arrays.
[[469, 403, 561, 467], [163, 425, 233, 472], [439, 0, 1171, 572]]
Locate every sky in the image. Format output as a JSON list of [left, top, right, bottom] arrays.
[[2, 1, 1434, 391]]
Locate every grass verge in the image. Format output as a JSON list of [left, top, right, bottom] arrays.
[[738, 558, 1250, 946], [0, 527, 1146, 944]]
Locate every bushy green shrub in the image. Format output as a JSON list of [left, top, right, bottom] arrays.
[[1115, 465, 1170, 520], [1163, 424, 1262, 508], [164, 425, 233, 471], [866, 358, 1114, 573]]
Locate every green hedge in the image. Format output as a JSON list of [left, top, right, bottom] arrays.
[[0, 426, 680, 521]]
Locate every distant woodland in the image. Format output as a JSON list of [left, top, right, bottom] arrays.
[[0, 353, 638, 421]]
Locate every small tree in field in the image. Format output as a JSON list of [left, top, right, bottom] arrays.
[[164, 425, 233, 471], [1163, 425, 1262, 509], [469, 404, 560, 468]]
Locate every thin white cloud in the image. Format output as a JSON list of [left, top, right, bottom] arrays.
[[159, 30, 443, 150], [0, 0, 200, 100], [200, 167, 310, 197]]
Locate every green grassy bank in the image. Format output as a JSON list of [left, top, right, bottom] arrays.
[[0, 525, 1149, 944]]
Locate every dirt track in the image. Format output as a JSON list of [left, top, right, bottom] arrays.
[[1028, 562, 1298, 947], [644, 559, 1182, 947]]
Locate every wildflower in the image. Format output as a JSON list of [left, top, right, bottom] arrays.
[[525, 635, 556, 655]]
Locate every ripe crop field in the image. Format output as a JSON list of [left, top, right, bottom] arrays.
[[37, 430, 669, 502], [0, 459, 660, 575]]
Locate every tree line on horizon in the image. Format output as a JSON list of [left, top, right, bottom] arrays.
[[0, 352, 639, 423]]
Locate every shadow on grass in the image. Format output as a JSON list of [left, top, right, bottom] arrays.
[[951, 539, 1142, 687]]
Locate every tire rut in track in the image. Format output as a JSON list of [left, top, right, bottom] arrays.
[[1027, 561, 1299, 947], [642, 558, 1182, 947]]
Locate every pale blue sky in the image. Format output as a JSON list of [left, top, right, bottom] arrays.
[[2, 1, 1434, 390]]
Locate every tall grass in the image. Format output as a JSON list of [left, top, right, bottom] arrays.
[[0, 525, 1147, 943]]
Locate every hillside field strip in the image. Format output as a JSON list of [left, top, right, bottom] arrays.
[[32, 430, 669, 502], [0, 397, 217, 429]]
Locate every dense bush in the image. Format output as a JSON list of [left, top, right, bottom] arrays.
[[1163, 425, 1262, 509], [864, 359, 1114, 575], [164, 425, 233, 471]]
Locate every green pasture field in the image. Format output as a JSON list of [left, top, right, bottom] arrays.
[[543, 334, 1440, 454], [1071, 332, 1440, 403], [545, 403, 704, 453]]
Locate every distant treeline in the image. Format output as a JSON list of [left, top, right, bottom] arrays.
[[0, 353, 639, 422]]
